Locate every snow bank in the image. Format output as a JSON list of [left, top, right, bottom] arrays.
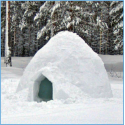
[[17, 31, 112, 101]]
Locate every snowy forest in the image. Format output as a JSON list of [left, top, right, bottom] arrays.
[[1, 1, 123, 57]]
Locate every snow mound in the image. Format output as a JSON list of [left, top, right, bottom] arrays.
[[17, 31, 112, 101]]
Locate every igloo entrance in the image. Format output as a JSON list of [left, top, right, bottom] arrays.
[[38, 78, 53, 101]]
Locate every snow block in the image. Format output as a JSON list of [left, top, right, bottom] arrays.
[[16, 31, 112, 101]]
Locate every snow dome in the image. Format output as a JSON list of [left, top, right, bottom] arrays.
[[17, 31, 112, 102]]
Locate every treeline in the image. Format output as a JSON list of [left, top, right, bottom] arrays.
[[1, 1, 123, 57]]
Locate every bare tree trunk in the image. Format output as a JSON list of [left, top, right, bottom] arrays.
[[5, 1, 12, 67], [1, 30, 5, 57], [13, 1, 16, 57], [51, 1, 55, 38], [51, 21, 54, 37], [100, 30, 102, 54], [99, 11, 102, 54], [29, 26, 31, 56], [106, 32, 108, 54], [13, 28, 16, 56]]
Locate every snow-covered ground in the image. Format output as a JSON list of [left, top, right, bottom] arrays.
[[1, 56, 123, 124]]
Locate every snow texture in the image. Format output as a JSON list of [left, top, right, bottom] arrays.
[[1, 56, 123, 124], [110, 2, 123, 15], [17, 31, 112, 101]]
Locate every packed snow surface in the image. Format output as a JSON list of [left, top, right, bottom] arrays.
[[17, 31, 112, 101], [1, 57, 123, 124]]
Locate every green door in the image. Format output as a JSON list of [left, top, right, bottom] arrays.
[[38, 78, 53, 101]]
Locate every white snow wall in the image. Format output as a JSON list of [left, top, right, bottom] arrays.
[[17, 31, 112, 101]]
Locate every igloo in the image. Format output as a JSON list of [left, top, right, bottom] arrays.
[[16, 31, 112, 102]]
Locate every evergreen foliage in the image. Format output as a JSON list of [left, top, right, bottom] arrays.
[[1, 1, 123, 56]]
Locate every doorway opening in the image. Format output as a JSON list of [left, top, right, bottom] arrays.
[[38, 77, 53, 101]]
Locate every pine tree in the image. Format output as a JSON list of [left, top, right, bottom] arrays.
[[110, 1, 123, 54], [35, 1, 97, 46], [20, 1, 45, 56]]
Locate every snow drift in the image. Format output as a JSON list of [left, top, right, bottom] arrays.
[[17, 31, 112, 101]]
